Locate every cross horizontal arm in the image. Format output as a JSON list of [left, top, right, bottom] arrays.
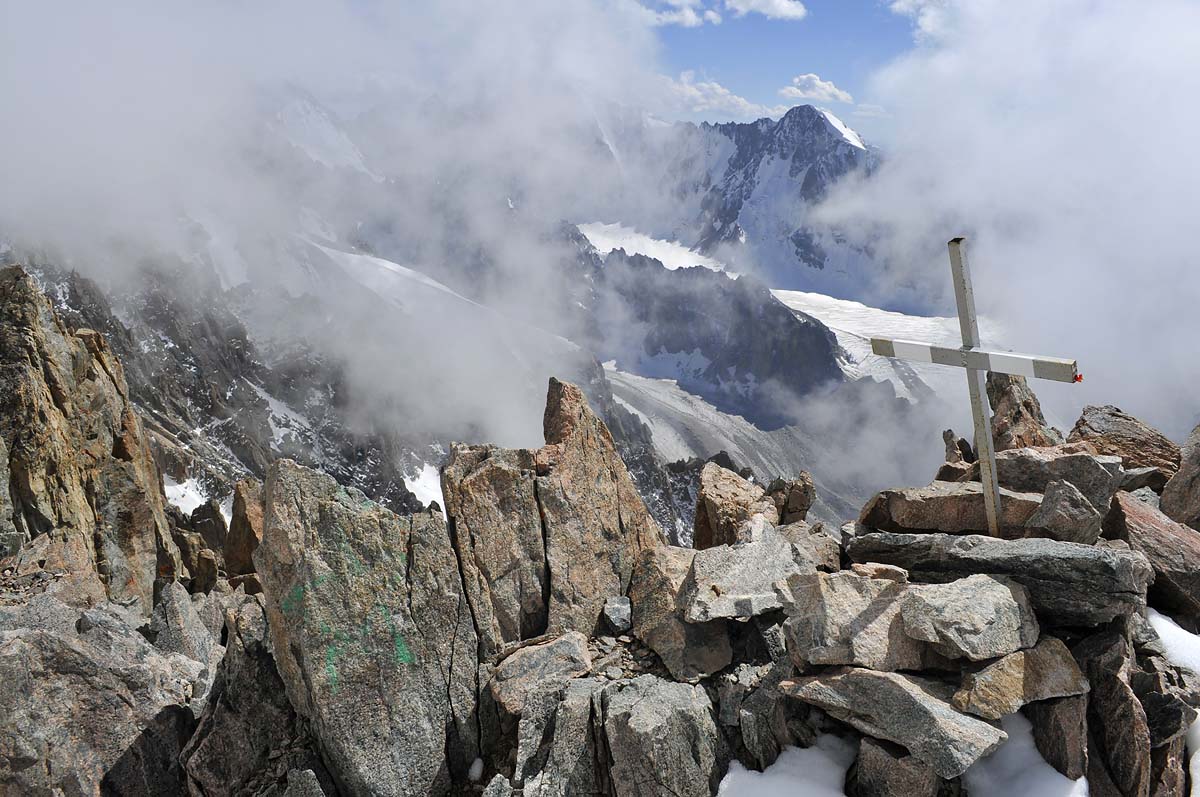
[[871, 337, 1080, 383]]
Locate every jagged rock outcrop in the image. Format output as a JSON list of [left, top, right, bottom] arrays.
[[0, 596, 206, 795], [765, 471, 816, 525], [442, 379, 664, 655], [847, 532, 1152, 627], [1161, 421, 1200, 530], [693, 461, 779, 549], [255, 459, 479, 795], [226, 478, 263, 577], [0, 266, 181, 615], [1068, 404, 1181, 480], [182, 592, 333, 795], [987, 372, 1064, 450], [1104, 491, 1200, 633], [781, 667, 1007, 779]]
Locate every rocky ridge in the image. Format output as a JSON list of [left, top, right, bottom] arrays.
[[1, 271, 1199, 795]]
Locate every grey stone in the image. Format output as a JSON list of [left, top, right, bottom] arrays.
[[255, 459, 479, 795], [599, 675, 728, 797], [226, 478, 264, 577], [1121, 466, 1168, 494], [1022, 695, 1089, 780], [900, 575, 1039, 661], [859, 480, 1043, 538], [521, 679, 606, 796], [780, 570, 936, 672], [682, 530, 825, 622], [995, 446, 1124, 513], [489, 631, 591, 717], [482, 774, 514, 797], [952, 636, 1089, 719], [283, 769, 328, 797], [182, 594, 331, 795], [1162, 421, 1200, 531], [1024, 479, 1103, 543], [628, 545, 731, 682], [1075, 632, 1152, 797], [0, 597, 205, 795], [150, 579, 218, 665], [846, 737, 962, 797], [781, 667, 1007, 779], [766, 471, 816, 524], [603, 596, 632, 634], [1104, 491, 1200, 633], [846, 532, 1152, 627]]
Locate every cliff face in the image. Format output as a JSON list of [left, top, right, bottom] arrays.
[[0, 266, 180, 615]]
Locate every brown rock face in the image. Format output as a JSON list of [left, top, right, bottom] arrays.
[[766, 472, 816, 525], [225, 478, 263, 577], [441, 378, 664, 654], [1022, 695, 1089, 780], [1074, 632, 1152, 797], [1161, 421, 1200, 531], [1103, 491, 1200, 633], [0, 266, 180, 615], [846, 737, 962, 797], [987, 373, 1064, 451], [1068, 405, 1181, 479], [694, 462, 780, 549], [951, 636, 1089, 719]]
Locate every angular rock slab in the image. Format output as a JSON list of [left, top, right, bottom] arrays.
[[1161, 421, 1200, 531], [1068, 404, 1180, 479], [694, 461, 779, 549], [1022, 695, 1089, 780], [682, 529, 827, 623], [226, 477, 264, 577], [994, 445, 1123, 514], [488, 631, 591, 717], [599, 675, 728, 797], [859, 480, 1043, 538], [519, 678, 606, 796], [629, 546, 731, 682], [1104, 491, 1200, 633], [256, 459, 479, 796], [781, 667, 1007, 779], [952, 636, 1089, 719], [1023, 479, 1103, 543], [781, 570, 934, 672], [987, 372, 1064, 451], [900, 575, 1039, 661], [847, 532, 1152, 627]]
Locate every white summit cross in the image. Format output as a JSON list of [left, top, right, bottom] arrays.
[[870, 237, 1082, 537]]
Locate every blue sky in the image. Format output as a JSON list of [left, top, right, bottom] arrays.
[[648, 0, 919, 142]]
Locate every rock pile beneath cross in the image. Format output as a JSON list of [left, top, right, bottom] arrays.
[[3, 265, 1200, 795]]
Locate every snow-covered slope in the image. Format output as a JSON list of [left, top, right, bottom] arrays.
[[772, 288, 1003, 404]]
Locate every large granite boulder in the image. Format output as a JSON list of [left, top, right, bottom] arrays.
[[1068, 405, 1181, 480], [1103, 492, 1200, 633], [1073, 632, 1152, 797], [859, 480, 1042, 538], [694, 461, 779, 549], [487, 631, 591, 718], [781, 667, 1007, 779], [442, 379, 664, 654], [1023, 479, 1103, 543], [846, 737, 962, 797], [182, 593, 332, 795], [0, 596, 205, 795], [1161, 421, 1200, 530], [993, 445, 1123, 513], [765, 471, 816, 525], [518, 678, 607, 795], [899, 575, 1039, 661], [225, 478, 264, 577], [628, 546, 731, 682], [599, 675, 728, 797], [1022, 695, 1089, 780], [0, 266, 181, 616], [255, 459, 479, 795], [987, 372, 1064, 450], [951, 636, 1089, 719], [847, 532, 1152, 627]]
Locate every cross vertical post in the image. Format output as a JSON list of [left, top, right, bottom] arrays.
[[947, 237, 1002, 537]]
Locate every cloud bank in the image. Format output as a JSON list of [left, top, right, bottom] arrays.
[[816, 0, 1200, 438]]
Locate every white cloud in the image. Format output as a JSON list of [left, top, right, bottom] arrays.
[[665, 71, 790, 120], [888, 0, 953, 37], [852, 103, 889, 118], [815, 0, 1200, 439], [724, 0, 808, 20], [636, 0, 721, 27], [779, 73, 853, 104]]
